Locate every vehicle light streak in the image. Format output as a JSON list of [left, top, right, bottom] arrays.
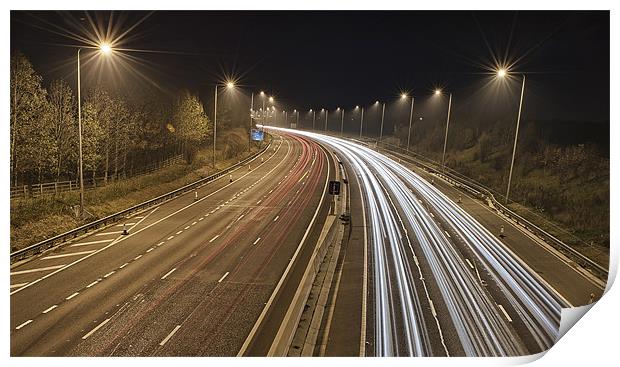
[[269, 127, 565, 356]]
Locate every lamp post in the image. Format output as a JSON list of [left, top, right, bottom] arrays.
[[76, 43, 112, 219], [325, 109, 329, 131], [436, 89, 453, 174], [499, 69, 526, 203], [213, 81, 235, 169], [339, 107, 344, 136], [311, 109, 316, 130], [359, 106, 364, 138], [405, 95, 415, 151], [378, 102, 385, 143], [249, 92, 254, 152]]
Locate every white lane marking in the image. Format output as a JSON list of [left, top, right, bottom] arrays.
[[256, 199, 262, 205], [104, 271, 115, 278], [269, 189, 274, 194], [159, 325, 181, 346], [237, 214, 244, 221], [146, 248, 154, 253], [134, 255, 142, 260], [119, 263, 129, 269], [498, 304, 513, 322], [10, 141, 283, 296], [42, 250, 97, 260], [10, 283, 28, 289], [218, 272, 230, 283], [82, 318, 110, 340], [429, 212, 435, 218], [176, 231, 183, 235], [156, 242, 165, 247], [209, 235, 219, 243], [133, 216, 144, 219], [191, 222, 197, 225], [95, 231, 124, 236], [66, 292, 79, 300], [184, 226, 190, 230], [199, 217, 204, 221], [429, 300, 437, 317], [465, 259, 474, 269], [167, 236, 174, 241], [86, 280, 98, 288], [444, 231, 451, 238], [11, 265, 65, 275], [253, 238, 261, 245], [116, 223, 136, 226], [70, 239, 114, 247], [42, 305, 58, 314], [161, 268, 177, 280], [15, 320, 33, 330], [273, 215, 279, 222]]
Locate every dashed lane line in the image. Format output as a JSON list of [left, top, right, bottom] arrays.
[[82, 318, 110, 340], [15, 320, 33, 330], [218, 272, 230, 283], [209, 235, 219, 243], [161, 268, 177, 280], [42, 305, 57, 314], [66, 292, 79, 300]]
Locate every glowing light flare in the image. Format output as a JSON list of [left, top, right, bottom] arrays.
[[99, 43, 112, 54]]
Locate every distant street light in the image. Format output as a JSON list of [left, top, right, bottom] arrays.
[[325, 109, 329, 131], [497, 68, 526, 203], [214, 80, 236, 168], [403, 94, 415, 152], [311, 109, 316, 130], [359, 106, 364, 138], [76, 43, 113, 219]]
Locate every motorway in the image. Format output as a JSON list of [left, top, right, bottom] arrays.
[[270, 128, 605, 357], [10, 127, 606, 357], [10, 133, 334, 356]]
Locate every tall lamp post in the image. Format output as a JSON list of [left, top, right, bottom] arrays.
[[498, 68, 526, 203], [311, 109, 316, 130], [359, 106, 364, 138], [213, 81, 235, 168], [401, 93, 416, 151], [339, 107, 345, 136], [77, 43, 112, 219], [378, 102, 386, 143], [436, 89, 453, 174], [325, 109, 329, 131]]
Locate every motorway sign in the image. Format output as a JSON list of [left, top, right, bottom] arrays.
[[329, 180, 340, 195]]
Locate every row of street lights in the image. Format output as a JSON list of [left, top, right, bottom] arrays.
[[300, 68, 524, 203]]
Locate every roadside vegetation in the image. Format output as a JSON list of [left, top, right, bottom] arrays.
[[389, 115, 609, 256], [10, 50, 264, 252]]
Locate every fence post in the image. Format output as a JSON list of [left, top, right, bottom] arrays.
[[23, 185, 27, 197], [40, 184, 43, 195], [55, 182, 58, 195]]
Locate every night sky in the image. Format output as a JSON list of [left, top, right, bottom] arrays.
[[11, 11, 610, 125]]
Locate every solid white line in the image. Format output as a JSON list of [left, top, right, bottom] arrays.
[[429, 300, 437, 317], [209, 235, 219, 243], [253, 238, 261, 245], [134, 255, 142, 260], [273, 215, 279, 222], [119, 263, 129, 269], [86, 281, 98, 288], [161, 268, 177, 280], [167, 236, 174, 240], [70, 239, 114, 247], [15, 320, 33, 330], [104, 271, 115, 278], [11, 265, 66, 275], [82, 318, 110, 340], [66, 292, 79, 300], [42, 250, 96, 260], [237, 214, 244, 221], [146, 248, 154, 253], [218, 272, 230, 283], [10, 283, 28, 289], [95, 231, 124, 236], [159, 325, 181, 346], [42, 305, 58, 314], [116, 223, 136, 226], [498, 304, 513, 322]]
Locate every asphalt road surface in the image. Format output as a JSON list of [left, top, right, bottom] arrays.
[[10, 133, 333, 356]]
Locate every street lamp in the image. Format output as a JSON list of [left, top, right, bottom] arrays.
[[76, 43, 113, 219], [357, 105, 365, 138], [497, 68, 526, 203], [435, 89, 453, 174], [378, 102, 386, 143], [213, 80, 236, 168], [311, 109, 316, 130], [340, 107, 345, 136], [402, 93, 416, 152]]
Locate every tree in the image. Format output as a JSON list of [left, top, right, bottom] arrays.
[[48, 79, 77, 181], [10, 51, 50, 186], [172, 90, 211, 163], [81, 86, 110, 185]]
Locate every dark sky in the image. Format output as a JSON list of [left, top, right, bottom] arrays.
[[11, 10, 610, 124]]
